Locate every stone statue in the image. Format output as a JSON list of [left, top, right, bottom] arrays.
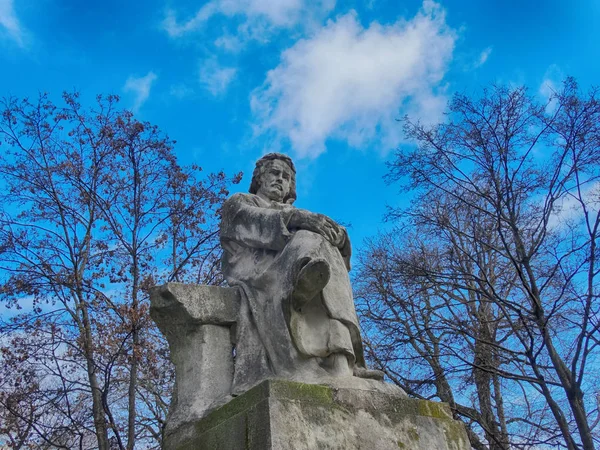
[[151, 152, 394, 435], [220, 153, 381, 394], [150, 154, 471, 450]]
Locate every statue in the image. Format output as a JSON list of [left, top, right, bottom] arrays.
[[150, 154, 472, 450], [220, 153, 381, 394]]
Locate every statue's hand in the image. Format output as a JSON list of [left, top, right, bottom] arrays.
[[289, 209, 345, 247]]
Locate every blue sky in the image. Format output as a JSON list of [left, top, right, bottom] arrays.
[[1, 0, 599, 250]]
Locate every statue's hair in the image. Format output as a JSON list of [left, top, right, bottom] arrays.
[[249, 153, 297, 204]]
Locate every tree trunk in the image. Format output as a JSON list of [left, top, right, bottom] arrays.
[[79, 300, 110, 450]]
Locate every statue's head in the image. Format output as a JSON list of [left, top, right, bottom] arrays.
[[249, 153, 297, 204]]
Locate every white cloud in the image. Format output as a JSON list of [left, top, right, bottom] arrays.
[[474, 46, 492, 68], [163, 0, 335, 45], [548, 182, 600, 231], [539, 64, 564, 114], [169, 83, 194, 99], [199, 59, 237, 95], [218, 0, 308, 27], [0, 0, 25, 47], [123, 71, 158, 112], [250, 1, 456, 159], [163, 2, 219, 38], [214, 33, 244, 53]]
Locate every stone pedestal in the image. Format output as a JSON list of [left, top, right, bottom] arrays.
[[166, 379, 470, 450]]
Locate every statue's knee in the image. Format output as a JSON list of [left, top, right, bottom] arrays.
[[292, 229, 328, 247]]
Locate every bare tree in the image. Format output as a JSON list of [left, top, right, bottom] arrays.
[[356, 79, 600, 449], [0, 92, 240, 449]]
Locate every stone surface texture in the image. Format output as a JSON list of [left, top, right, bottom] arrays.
[[165, 380, 470, 450], [149, 283, 240, 433]]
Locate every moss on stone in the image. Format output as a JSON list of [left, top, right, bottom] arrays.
[[192, 380, 334, 437], [170, 379, 469, 450], [193, 384, 266, 435], [407, 426, 420, 441], [415, 399, 452, 419], [270, 380, 334, 405]]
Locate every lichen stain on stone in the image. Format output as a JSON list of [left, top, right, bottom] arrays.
[[407, 426, 420, 441], [442, 422, 469, 450]]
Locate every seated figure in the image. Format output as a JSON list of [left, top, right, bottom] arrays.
[[220, 153, 380, 394]]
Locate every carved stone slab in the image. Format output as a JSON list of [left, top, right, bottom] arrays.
[[149, 283, 240, 434]]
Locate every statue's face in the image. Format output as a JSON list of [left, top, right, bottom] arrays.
[[257, 159, 292, 202]]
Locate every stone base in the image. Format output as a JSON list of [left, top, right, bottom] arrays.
[[165, 380, 470, 450]]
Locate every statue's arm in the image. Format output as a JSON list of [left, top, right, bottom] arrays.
[[220, 194, 293, 251], [288, 208, 346, 248], [220, 193, 352, 269], [288, 208, 352, 270]]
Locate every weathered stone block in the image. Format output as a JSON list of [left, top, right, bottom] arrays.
[[149, 283, 240, 433], [150, 283, 239, 325], [166, 379, 470, 450]]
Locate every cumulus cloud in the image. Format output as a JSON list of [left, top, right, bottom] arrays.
[[250, 1, 456, 159], [163, 0, 335, 45], [199, 59, 237, 95], [0, 0, 25, 46], [124, 71, 158, 112]]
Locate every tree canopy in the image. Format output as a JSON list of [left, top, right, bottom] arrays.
[[2, 80, 599, 450], [357, 79, 600, 449], [0, 92, 241, 449]]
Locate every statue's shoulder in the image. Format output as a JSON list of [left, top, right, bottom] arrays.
[[226, 192, 261, 205], [223, 193, 268, 213]]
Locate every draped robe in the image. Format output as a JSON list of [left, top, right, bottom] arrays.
[[220, 193, 366, 394]]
